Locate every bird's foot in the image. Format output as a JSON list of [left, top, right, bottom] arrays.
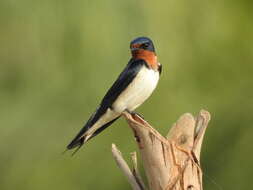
[[125, 109, 145, 120]]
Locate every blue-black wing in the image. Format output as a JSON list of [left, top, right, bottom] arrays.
[[67, 59, 147, 150]]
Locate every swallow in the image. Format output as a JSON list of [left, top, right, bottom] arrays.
[[67, 37, 162, 154]]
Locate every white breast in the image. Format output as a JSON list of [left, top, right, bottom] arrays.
[[113, 66, 160, 113]]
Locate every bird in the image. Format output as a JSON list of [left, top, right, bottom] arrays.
[[67, 37, 162, 154]]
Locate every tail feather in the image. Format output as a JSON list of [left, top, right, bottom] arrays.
[[66, 116, 120, 153], [67, 136, 85, 150], [71, 142, 84, 156], [89, 116, 120, 139]]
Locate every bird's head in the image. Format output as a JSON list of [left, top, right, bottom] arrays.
[[130, 37, 155, 54], [130, 37, 160, 72]]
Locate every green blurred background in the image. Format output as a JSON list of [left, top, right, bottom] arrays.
[[1, 0, 253, 189]]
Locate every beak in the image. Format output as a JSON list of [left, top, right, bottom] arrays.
[[131, 47, 139, 51]]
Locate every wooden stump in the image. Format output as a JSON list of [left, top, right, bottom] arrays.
[[112, 110, 210, 190]]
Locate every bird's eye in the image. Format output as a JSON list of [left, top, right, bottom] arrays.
[[142, 43, 149, 49]]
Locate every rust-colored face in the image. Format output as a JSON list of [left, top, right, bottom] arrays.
[[132, 49, 158, 70], [130, 37, 159, 70], [130, 43, 141, 51], [130, 37, 155, 52]]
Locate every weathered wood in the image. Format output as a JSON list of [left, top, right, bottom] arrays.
[[112, 144, 144, 190], [112, 110, 210, 190]]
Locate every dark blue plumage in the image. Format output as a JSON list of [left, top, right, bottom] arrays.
[[66, 37, 161, 154], [67, 59, 147, 150]]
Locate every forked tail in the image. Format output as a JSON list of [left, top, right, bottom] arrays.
[[67, 116, 120, 155]]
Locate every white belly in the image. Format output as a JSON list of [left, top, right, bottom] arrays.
[[112, 66, 159, 113]]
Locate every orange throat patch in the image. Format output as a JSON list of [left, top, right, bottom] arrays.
[[132, 50, 158, 70]]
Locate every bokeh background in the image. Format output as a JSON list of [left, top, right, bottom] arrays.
[[1, 0, 253, 189]]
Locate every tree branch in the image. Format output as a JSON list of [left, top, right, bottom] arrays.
[[111, 144, 145, 190], [112, 110, 211, 190]]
